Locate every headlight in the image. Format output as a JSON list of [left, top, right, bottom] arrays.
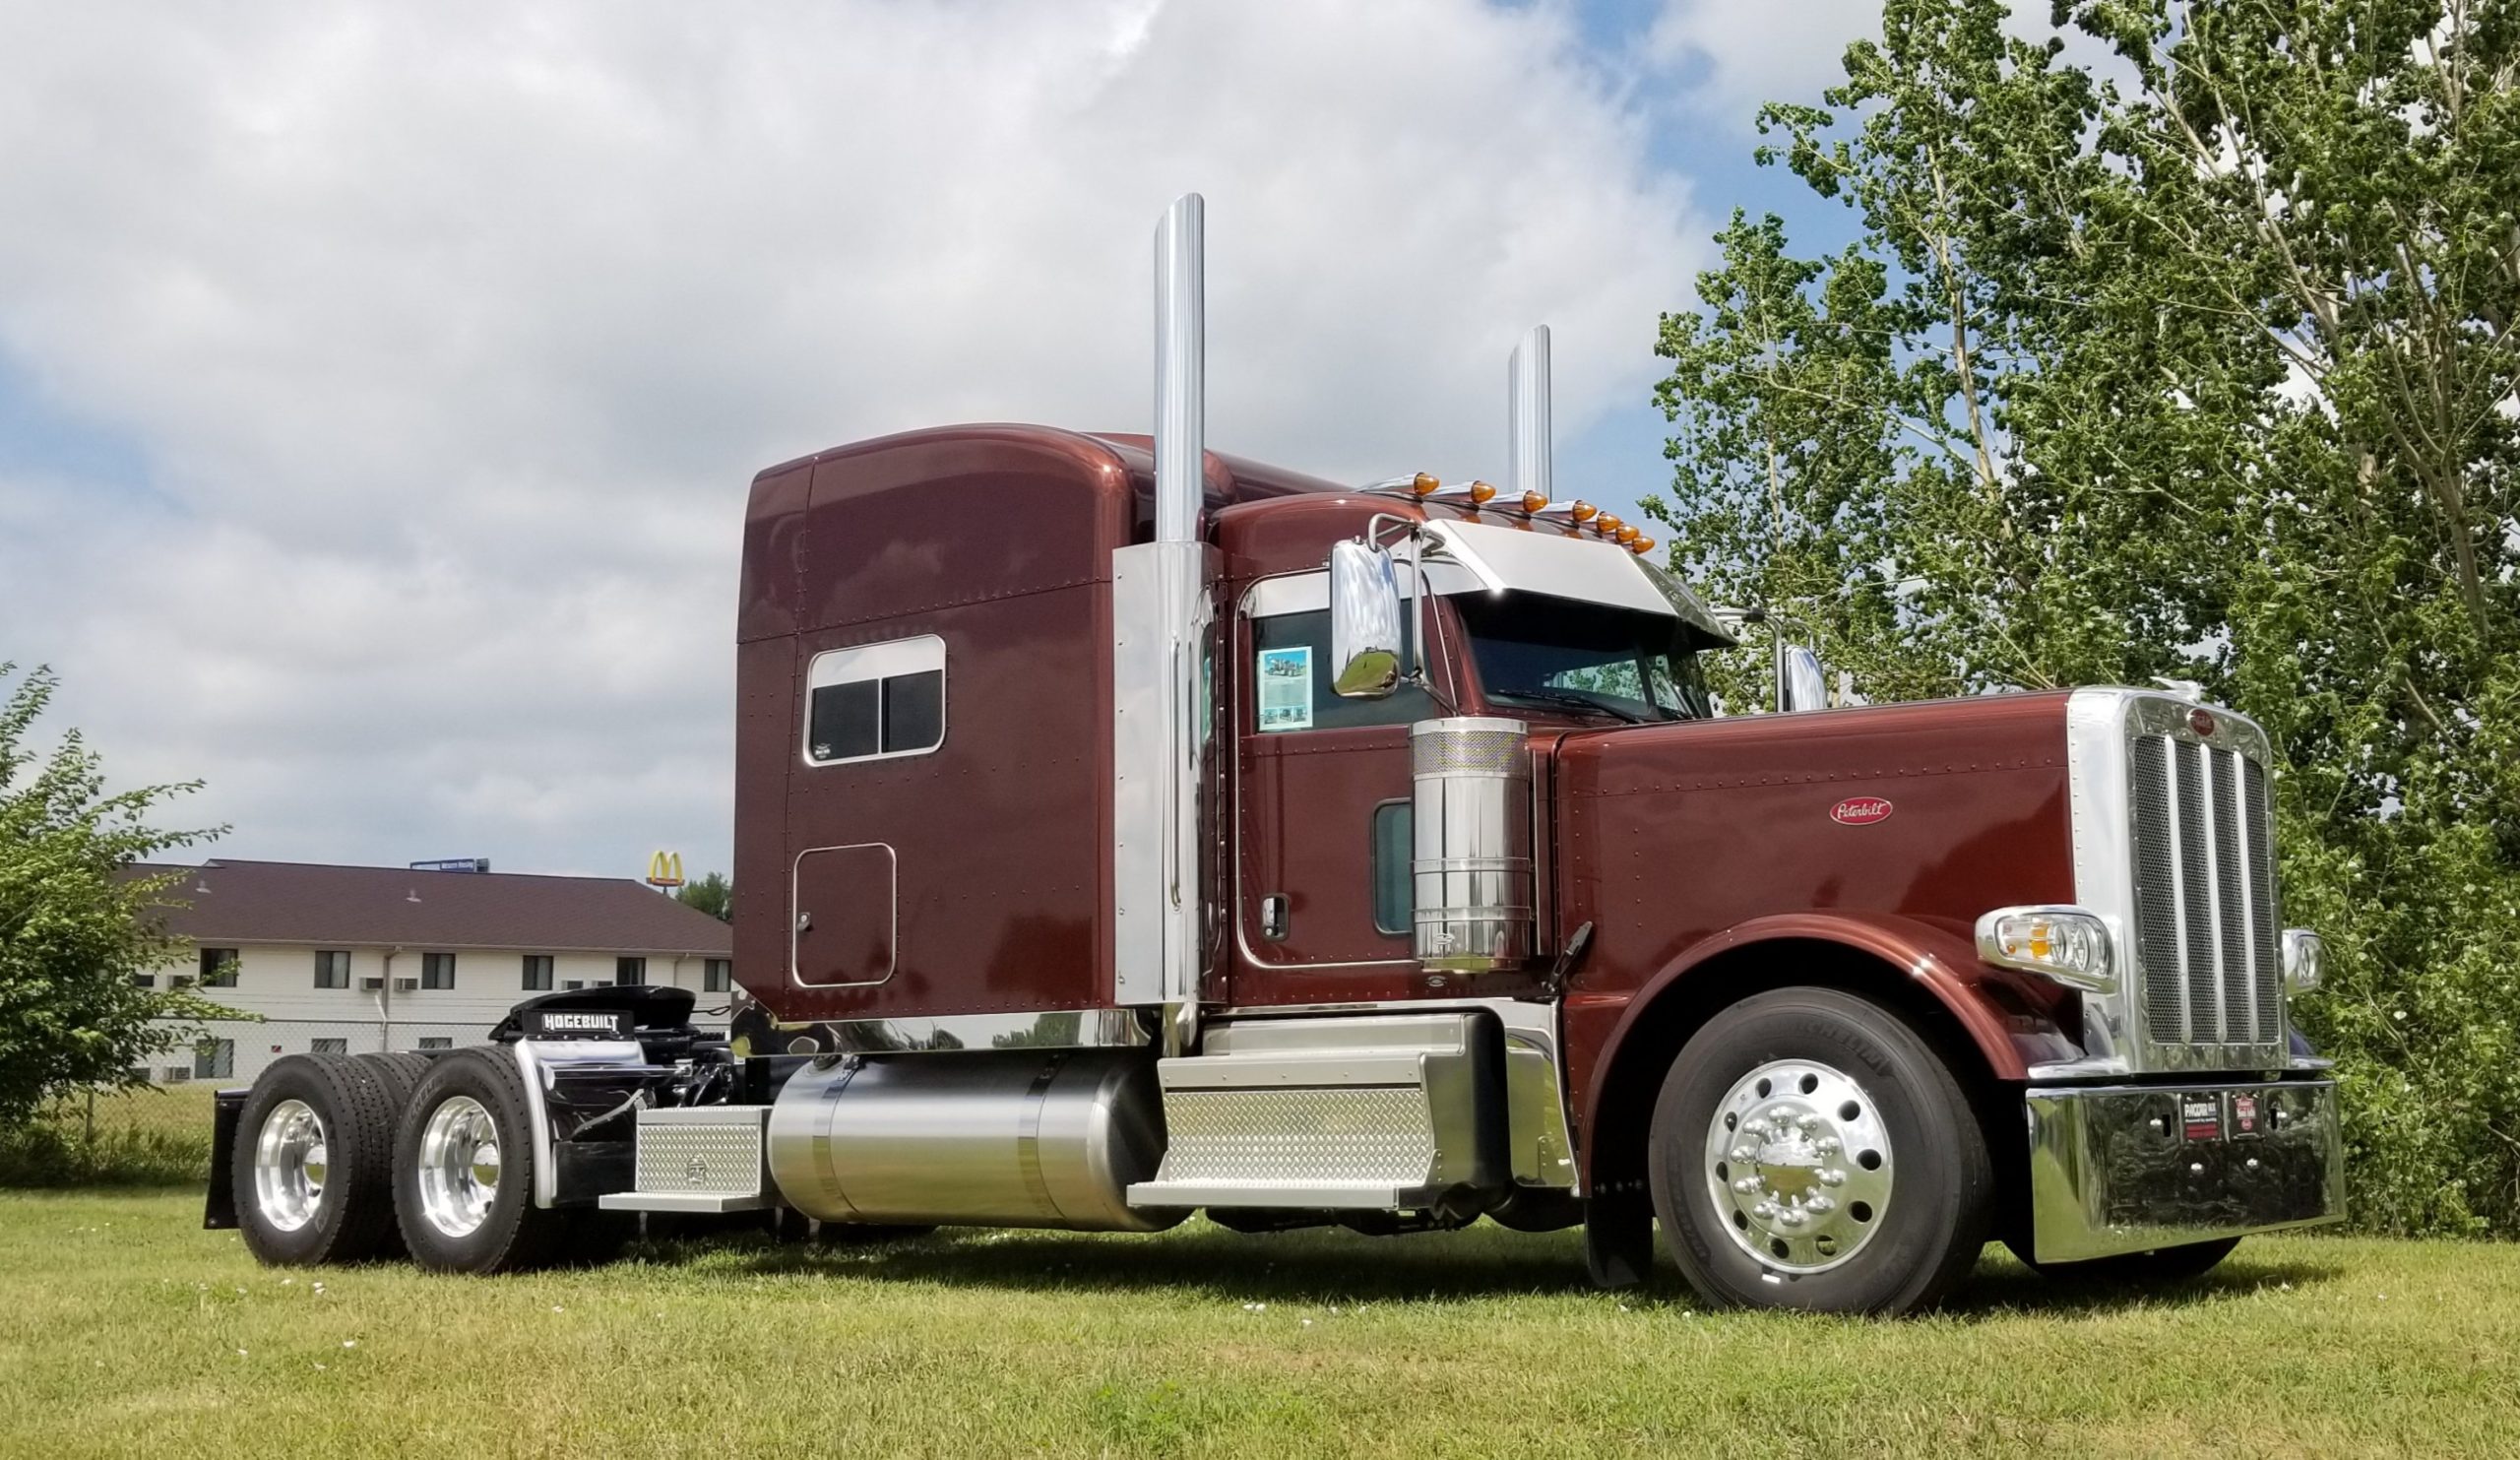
[[1975, 906, 2117, 993], [2281, 928, 2325, 992]]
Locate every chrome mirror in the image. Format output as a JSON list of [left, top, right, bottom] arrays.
[[1779, 643, 1829, 714], [1329, 540, 1404, 698]]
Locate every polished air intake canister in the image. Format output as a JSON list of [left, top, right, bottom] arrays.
[[764, 1047, 1183, 1232], [1411, 716, 1535, 973]]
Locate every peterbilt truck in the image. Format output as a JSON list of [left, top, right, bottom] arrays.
[[206, 196, 2343, 1314]]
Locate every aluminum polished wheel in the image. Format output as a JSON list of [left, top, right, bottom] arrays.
[[1704, 1058, 1894, 1274], [414, 1095, 503, 1238], [252, 1099, 329, 1233]]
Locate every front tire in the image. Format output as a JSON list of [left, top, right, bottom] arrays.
[[233, 1054, 402, 1266], [1647, 987, 1992, 1314], [392, 1047, 573, 1273]]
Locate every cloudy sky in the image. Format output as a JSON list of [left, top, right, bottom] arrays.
[[0, 0, 1889, 881]]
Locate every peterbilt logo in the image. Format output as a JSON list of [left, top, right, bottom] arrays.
[[1830, 796, 1894, 825], [685, 1156, 710, 1186]]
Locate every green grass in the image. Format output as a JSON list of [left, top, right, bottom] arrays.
[[1, 1190, 2512, 1457]]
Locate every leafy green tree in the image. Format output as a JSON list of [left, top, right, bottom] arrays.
[[674, 870, 731, 922], [1653, 0, 2520, 1232], [0, 664, 235, 1124]]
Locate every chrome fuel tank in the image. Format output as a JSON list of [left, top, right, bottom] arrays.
[[765, 1047, 1182, 1232]]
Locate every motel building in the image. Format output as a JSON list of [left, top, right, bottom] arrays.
[[130, 858, 733, 1085]]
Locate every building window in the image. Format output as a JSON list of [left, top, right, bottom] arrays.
[[615, 956, 646, 986], [704, 958, 731, 992], [416, 1037, 453, 1051], [198, 947, 240, 988], [131, 973, 156, 988], [310, 1038, 347, 1055], [803, 635, 946, 764], [420, 952, 456, 989], [564, 980, 586, 991], [1370, 800, 1413, 935], [522, 954, 554, 991], [314, 950, 351, 989], [194, 1039, 233, 1079]]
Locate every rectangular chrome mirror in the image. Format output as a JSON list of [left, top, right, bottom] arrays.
[[1329, 539, 1405, 698], [1778, 643, 1830, 713]]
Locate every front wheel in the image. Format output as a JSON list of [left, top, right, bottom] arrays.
[[1647, 987, 1992, 1315]]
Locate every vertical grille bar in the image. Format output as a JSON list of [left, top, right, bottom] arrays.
[[2130, 737, 2184, 1044], [2174, 743, 2215, 1042], [2242, 759, 2282, 1043]]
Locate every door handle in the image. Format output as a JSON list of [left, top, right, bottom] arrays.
[[1260, 894, 1290, 941]]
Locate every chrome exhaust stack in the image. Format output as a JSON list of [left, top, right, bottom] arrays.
[[1111, 194, 1218, 1049], [1507, 325, 1551, 505]]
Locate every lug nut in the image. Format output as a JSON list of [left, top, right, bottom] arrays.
[[1820, 1169, 1846, 1186]]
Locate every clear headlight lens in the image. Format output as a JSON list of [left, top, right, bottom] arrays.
[[1975, 906, 2116, 993], [2281, 928, 2325, 992]]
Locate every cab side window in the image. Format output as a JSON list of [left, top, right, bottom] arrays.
[[1249, 609, 1428, 733], [804, 635, 946, 764]]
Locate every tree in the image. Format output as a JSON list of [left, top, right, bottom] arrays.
[[674, 871, 731, 922], [0, 664, 236, 1123], [1651, 0, 2520, 1232]]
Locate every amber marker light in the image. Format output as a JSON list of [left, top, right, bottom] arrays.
[[1519, 490, 1547, 514], [1411, 473, 1441, 497], [1615, 525, 1640, 544], [1630, 535, 1656, 555], [1467, 480, 1496, 505], [1597, 513, 1623, 537], [1569, 500, 1598, 523]]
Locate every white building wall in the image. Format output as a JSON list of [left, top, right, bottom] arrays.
[[149, 941, 732, 1085]]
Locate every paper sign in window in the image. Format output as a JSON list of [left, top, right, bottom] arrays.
[[1257, 646, 1314, 731]]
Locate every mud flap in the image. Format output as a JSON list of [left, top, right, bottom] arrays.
[[202, 1087, 246, 1230], [1583, 1190, 1654, 1290]]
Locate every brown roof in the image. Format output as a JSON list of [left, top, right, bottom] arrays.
[[128, 859, 732, 957]]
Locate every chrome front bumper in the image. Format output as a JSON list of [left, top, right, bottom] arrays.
[[2026, 1079, 2344, 1263]]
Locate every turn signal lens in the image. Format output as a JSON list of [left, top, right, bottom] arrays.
[[1519, 490, 1547, 513], [1412, 473, 1440, 497], [1975, 906, 2116, 993], [1569, 500, 1598, 522], [2281, 928, 2325, 992], [1468, 480, 1496, 504]]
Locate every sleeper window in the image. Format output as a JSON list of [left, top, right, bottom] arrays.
[[805, 636, 947, 764]]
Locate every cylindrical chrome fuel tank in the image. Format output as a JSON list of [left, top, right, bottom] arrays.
[[1412, 716, 1534, 973], [765, 1047, 1182, 1232]]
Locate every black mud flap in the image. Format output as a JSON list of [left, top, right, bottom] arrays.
[[203, 1087, 247, 1230]]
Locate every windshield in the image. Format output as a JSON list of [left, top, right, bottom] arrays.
[[1452, 592, 1713, 723]]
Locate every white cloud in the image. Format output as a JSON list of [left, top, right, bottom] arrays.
[[0, 0, 1704, 878], [1646, 0, 1884, 120]]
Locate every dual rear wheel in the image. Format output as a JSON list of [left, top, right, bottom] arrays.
[[233, 1047, 597, 1273]]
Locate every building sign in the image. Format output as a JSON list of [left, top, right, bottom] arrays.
[[410, 857, 490, 873], [647, 851, 685, 889]]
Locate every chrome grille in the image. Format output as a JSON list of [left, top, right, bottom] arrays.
[[2128, 734, 2282, 1049]]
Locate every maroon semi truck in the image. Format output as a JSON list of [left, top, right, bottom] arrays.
[[209, 196, 2342, 1313]]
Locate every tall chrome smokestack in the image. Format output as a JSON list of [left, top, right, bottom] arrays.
[[1507, 325, 1551, 505], [1154, 194, 1205, 543], [1113, 194, 1216, 1049]]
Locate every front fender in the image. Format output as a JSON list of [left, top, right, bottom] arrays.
[[1575, 911, 2077, 1179]]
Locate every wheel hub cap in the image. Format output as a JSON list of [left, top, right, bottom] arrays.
[[1705, 1058, 1893, 1274], [415, 1095, 502, 1238], [252, 1099, 328, 1233]]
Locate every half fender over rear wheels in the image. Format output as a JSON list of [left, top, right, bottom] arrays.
[[233, 1054, 403, 1266], [1647, 987, 1992, 1315], [392, 1047, 574, 1274]]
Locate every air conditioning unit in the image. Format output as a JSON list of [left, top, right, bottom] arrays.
[[360, 977, 385, 991], [394, 977, 419, 992], [564, 980, 586, 991]]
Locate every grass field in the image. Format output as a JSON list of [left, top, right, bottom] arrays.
[[1, 1189, 2513, 1458]]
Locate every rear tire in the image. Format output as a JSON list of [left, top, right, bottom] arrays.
[[233, 1055, 402, 1266], [2015, 1236, 2240, 1285], [1647, 987, 1991, 1315], [392, 1047, 573, 1274]]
